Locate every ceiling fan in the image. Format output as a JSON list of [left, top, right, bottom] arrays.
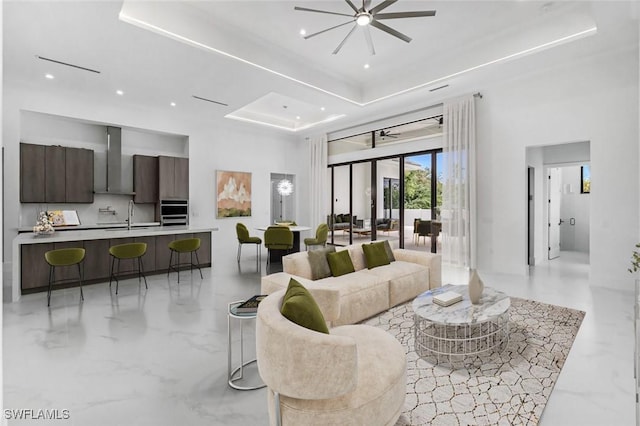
[[379, 129, 400, 138], [294, 0, 436, 55]]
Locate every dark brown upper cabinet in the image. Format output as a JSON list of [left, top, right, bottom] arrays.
[[20, 142, 94, 203], [133, 155, 159, 203], [158, 155, 189, 200]]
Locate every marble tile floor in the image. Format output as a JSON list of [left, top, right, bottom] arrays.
[[2, 249, 635, 425]]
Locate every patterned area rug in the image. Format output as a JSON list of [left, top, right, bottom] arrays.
[[362, 297, 585, 426]]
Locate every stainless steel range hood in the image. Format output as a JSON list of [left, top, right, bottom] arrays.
[[95, 126, 135, 195]]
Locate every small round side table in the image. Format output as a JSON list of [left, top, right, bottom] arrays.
[[227, 301, 266, 391]]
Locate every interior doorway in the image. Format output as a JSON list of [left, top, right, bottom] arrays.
[[525, 141, 590, 272]]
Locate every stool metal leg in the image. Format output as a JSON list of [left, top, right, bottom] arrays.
[[47, 265, 54, 307], [116, 258, 121, 294], [77, 262, 84, 302], [193, 250, 203, 279], [138, 257, 148, 289], [109, 256, 116, 289], [237, 243, 242, 264]]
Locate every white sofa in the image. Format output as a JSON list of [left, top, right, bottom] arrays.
[[261, 243, 442, 326], [256, 287, 406, 426]]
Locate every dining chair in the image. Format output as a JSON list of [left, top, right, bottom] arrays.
[[416, 220, 432, 245], [264, 226, 294, 264], [304, 223, 328, 251], [413, 218, 421, 244], [236, 222, 262, 271]]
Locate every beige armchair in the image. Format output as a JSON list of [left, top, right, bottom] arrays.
[[256, 287, 406, 426]]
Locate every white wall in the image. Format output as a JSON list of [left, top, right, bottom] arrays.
[[3, 83, 303, 296], [476, 42, 638, 289]]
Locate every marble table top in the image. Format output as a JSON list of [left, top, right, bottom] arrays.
[[412, 284, 510, 325]]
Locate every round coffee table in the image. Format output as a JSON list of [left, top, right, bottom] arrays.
[[412, 284, 510, 364]]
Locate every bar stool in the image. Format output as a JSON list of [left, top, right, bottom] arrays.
[[44, 247, 86, 307], [168, 238, 203, 283], [109, 242, 148, 294]]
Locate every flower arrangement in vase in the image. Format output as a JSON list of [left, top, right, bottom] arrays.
[[33, 211, 55, 236]]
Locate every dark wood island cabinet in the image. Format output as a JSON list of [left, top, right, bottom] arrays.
[[15, 227, 214, 296]]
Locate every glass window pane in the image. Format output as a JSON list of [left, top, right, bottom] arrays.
[[375, 116, 442, 147], [581, 165, 590, 193], [330, 165, 351, 245], [404, 154, 434, 252], [376, 158, 400, 248], [328, 132, 372, 156]]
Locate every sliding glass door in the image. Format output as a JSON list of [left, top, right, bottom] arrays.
[[328, 150, 441, 251]]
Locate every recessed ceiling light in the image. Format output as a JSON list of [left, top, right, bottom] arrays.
[[116, 90, 124, 96], [364, 64, 370, 69], [299, 29, 306, 36], [170, 102, 176, 107], [320, 107, 326, 111], [45, 74, 54, 80], [296, 116, 301, 120]]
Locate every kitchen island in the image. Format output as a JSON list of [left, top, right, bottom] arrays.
[[12, 225, 218, 302]]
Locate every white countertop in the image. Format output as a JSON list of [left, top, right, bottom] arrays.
[[17, 222, 162, 233], [14, 225, 218, 245]]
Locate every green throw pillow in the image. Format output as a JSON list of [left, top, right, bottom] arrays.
[[327, 250, 355, 277], [363, 241, 391, 269], [280, 278, 329, 334], [308, 246, 336, 280], [382, 240, 396, 262]]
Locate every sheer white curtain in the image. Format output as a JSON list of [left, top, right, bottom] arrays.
[[441, 95, 477, 269], [308, 134, 328, 228]]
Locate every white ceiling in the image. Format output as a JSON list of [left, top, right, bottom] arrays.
[[3, 1, 638, 134]]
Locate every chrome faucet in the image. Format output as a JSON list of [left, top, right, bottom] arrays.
[[127, 200, 135, 230]]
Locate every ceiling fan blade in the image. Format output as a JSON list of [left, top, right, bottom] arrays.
[[369, 0, 398, 15], [304, 20, 356, 39], [333, 24, 358, 54], [370, 19, 411, 43], [344, 0, 359, 13], [364, 0, 372, 9], [375, 11, 436, 19], [363, 25, 376, 55], [294, 6, 354, 18]]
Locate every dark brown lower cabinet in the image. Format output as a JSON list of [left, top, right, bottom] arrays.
[[21, 243, 53, 290], [155, 234, 176, 273], [194, 232, 212, 266], [135, 236, 157, 273], [84, 239, 111, 281], [20, 232, 212, 293]]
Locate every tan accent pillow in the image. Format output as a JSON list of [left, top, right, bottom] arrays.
[[307, 246, 336, 280]]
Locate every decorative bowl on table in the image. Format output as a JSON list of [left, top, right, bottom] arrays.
[[275, 221, 293, 226]]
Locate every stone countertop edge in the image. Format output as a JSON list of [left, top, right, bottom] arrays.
[[14, 226, 219, 245]]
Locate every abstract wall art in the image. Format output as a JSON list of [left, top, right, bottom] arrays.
[[216, 170, 252, 218]]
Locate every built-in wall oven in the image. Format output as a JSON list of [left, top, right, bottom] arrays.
[[160, 199, 189, 225]]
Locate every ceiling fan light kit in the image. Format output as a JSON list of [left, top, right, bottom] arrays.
[[295, 0, 436, 55]]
